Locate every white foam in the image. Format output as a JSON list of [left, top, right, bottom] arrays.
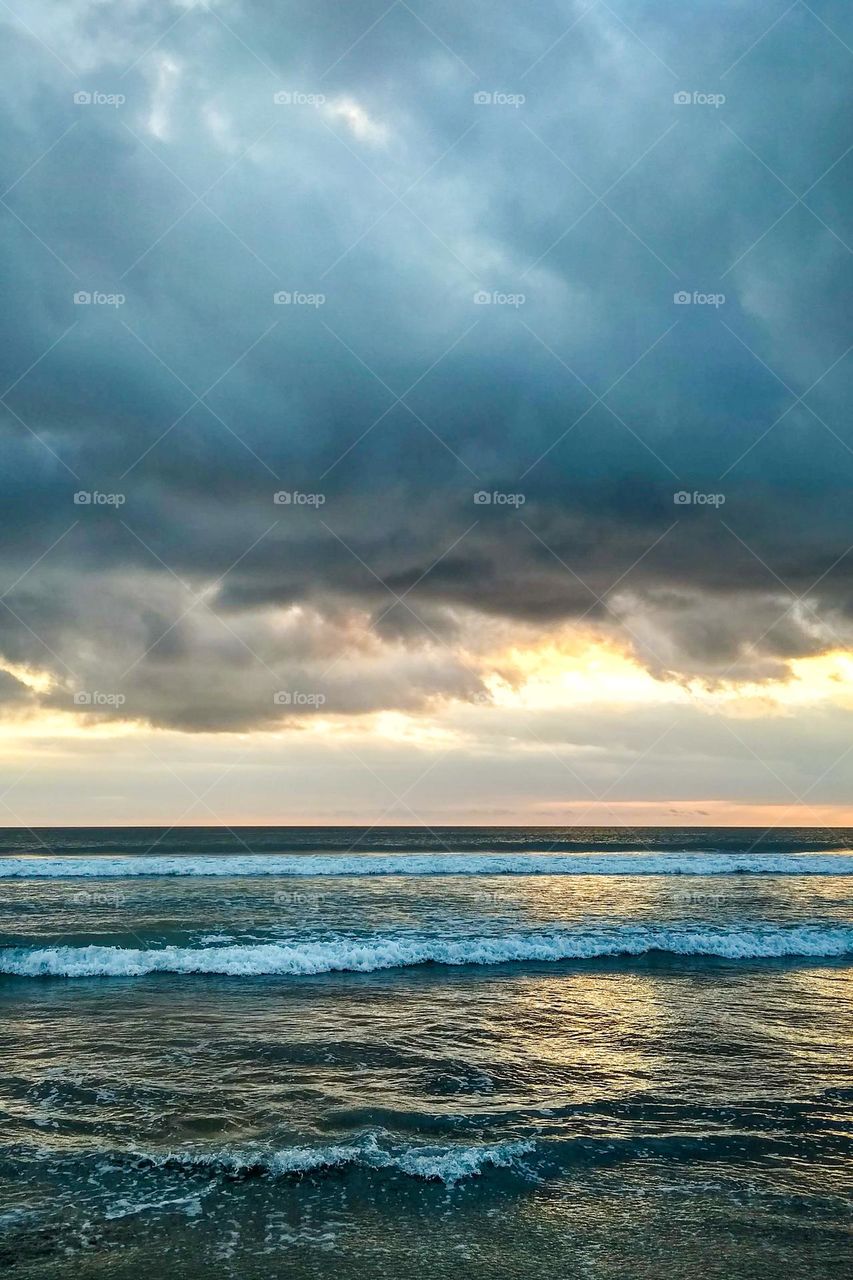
[[2, 924, 851, 978], [2, 852, 853, 879], [135, 1134, 534, 1186]]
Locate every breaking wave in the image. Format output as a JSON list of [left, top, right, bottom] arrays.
[[130, 1135, 535, 1186], [2, 923, 852, 978]]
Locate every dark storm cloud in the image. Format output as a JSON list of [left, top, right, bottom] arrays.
[[0, 668, 34, 709], [1, 0, 852, 727]]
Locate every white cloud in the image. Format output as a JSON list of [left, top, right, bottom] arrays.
[[324, 96, 389, 146], [146, 53, 181, 140]]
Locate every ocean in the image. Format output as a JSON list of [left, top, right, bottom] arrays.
[[2, 827, 852, 1277]]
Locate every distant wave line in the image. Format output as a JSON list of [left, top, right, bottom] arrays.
[[3, 852, 853, 879]]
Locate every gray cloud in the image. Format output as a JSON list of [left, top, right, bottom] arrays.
[[1, 0, 852, 729]]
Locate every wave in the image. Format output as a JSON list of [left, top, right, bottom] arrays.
[[18, 1121, 853, 1190], [2, 924, 852, 978], [3, 852, 853, 879], [130, 1135, 534, 1186]]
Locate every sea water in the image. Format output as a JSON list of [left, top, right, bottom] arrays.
[[1, 827, 851, 1277]]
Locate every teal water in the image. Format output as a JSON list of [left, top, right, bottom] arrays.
[[1, 834, 852, 1276]]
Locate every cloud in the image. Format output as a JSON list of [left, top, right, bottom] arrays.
[[324, 96, 389, 145], [0, 0, 852, 734]]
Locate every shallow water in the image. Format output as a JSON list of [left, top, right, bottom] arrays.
[[1, 831, 852, 1276]]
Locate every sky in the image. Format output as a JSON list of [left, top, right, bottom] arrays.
[[1, 0, 852, 829]]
